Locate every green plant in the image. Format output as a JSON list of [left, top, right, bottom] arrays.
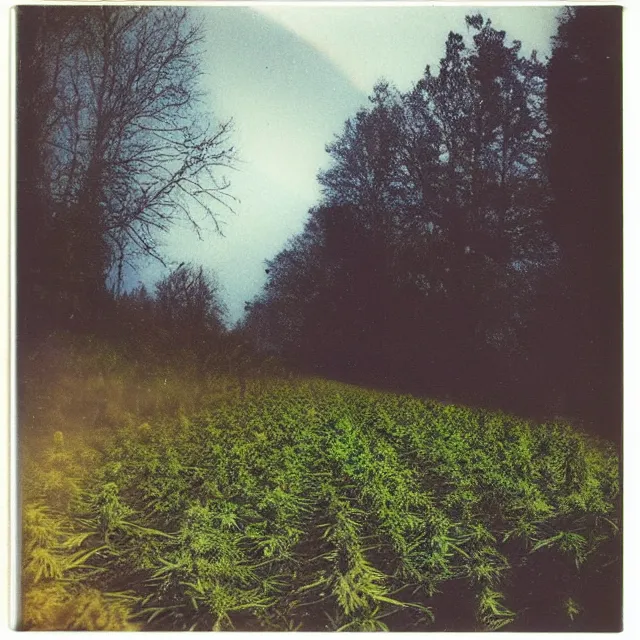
[[19, 339, 620, 631]]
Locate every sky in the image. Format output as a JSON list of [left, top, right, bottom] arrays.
[[134, 4, 562, 325]]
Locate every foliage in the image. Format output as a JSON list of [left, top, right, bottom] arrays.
[[16, 7, 622, 632], [245, 15, 554, 413], [21, 361, 620, 631], [243, 10, 621, 443]]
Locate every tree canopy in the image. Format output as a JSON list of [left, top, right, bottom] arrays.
[[243, 9, 622, 436]]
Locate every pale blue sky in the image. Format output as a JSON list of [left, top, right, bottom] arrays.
[[134, 5, 561, 325]]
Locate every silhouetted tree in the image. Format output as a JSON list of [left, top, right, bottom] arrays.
[[154, 264, 226, 363], [17, 6, 236, 337], [408, 16, 552, 392], [243, 12, 623, 426], [251, 16, 553, 403]]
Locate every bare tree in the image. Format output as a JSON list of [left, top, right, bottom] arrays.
[[18, 6, 236, 329], [155, 263, 226, 354]]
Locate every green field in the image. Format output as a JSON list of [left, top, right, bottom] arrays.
[[19, 340, 620, 631]]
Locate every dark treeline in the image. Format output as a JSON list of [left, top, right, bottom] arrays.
[[16, 6, 257, 374], [17, 7, 622, 439], [242, 8, 622, 440]]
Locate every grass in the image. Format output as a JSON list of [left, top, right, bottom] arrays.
[[18, 336, 620, 631]]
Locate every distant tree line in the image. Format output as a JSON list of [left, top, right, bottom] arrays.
[[242, 8, 622, 438]]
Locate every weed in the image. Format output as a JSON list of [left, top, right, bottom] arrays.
[[19, 341, 620, 630]]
